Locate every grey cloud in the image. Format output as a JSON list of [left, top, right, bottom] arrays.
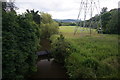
[[15, 0, 119, 19]]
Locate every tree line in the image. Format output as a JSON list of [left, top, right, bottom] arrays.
[[2, 2, 58, 80], [56, 7, 119, 34], [2, 1, 119, 79]]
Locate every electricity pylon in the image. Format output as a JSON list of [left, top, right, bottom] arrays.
[[74, 0, 102, 35], [6, 0, 18, 11]]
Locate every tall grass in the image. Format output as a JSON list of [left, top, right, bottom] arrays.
[[58, 26, 119, 78]]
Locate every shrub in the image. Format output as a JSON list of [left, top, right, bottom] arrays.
[[2, 10, 40, 79], [66, 54, 99, 78], [51, 34, 74, 64], [40, 12, 59, 39]]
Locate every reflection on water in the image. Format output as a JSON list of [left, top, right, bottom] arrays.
[[27, 58, 68, 79]]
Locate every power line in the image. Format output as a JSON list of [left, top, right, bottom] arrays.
[[74, 0, 102, 35]]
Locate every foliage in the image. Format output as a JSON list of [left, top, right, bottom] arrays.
[[40, 12, 59, 39], [101, 11, 111, 33], [101, 7, 108, 14], [51, 34, 75, 64], [105, 9, 118, 34], [65, 36, 119, 79], [79, 7, 119, 34], [26, 9, 41, 24], [57, 22, 77, 26], [101, 8, 119, 34], [90, 8, 119, 34], [59, 26, 119, 78], [2, 2, 18, 12], [56, 8, 119, 35], [2, 9, 40, 80]]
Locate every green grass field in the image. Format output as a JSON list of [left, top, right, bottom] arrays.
[[59, 26, 98, 38], [54, 26, 119, 78]]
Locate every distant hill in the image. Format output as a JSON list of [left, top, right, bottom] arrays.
[[53, 19, 79, 23]]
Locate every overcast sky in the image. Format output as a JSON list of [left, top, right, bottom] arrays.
[[14, 0, 119, 19]]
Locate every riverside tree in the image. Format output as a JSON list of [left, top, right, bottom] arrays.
[[40, 12, 59, 39], [51, 34, 74, 64], [2, 2, 41, 80]]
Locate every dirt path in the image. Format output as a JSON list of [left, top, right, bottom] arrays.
[[28, 58, 68, 79]]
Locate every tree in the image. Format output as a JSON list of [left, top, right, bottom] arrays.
[[106, 9, 119, 34], [2, 1, 18, 12], [51, 34, 74, 64], [101, 11, 111, 33], [26, 9, 41, 24], [100, 8, 119, 34], [2, 7, 41, 80], [40, 12, 59, 39], [101, 7, 108, 14], [118, 8, 120, 34]]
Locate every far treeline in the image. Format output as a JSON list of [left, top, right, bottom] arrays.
[[2, 1, 120, 80], [2, 2, 58, 80], [55, 7, 120, 34]]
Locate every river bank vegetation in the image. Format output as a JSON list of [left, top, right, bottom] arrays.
[[2, 1, 119, 79]]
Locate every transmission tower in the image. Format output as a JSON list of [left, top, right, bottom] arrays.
[[6, 0, 18, 11], [74, 0, 102, 35]]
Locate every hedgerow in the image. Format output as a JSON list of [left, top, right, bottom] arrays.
[[2, 10, 40, 79]]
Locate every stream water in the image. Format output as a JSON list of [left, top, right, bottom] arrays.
[[27, 39, 68, 79], [28, 58, 68, 79]]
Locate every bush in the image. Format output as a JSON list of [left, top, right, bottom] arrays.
[[66, 53, 99, 78], [51, 34, 74, 64], [101, 9, 119, 34], [40, 12, 59, 39], [2, 10, 40, 80]]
